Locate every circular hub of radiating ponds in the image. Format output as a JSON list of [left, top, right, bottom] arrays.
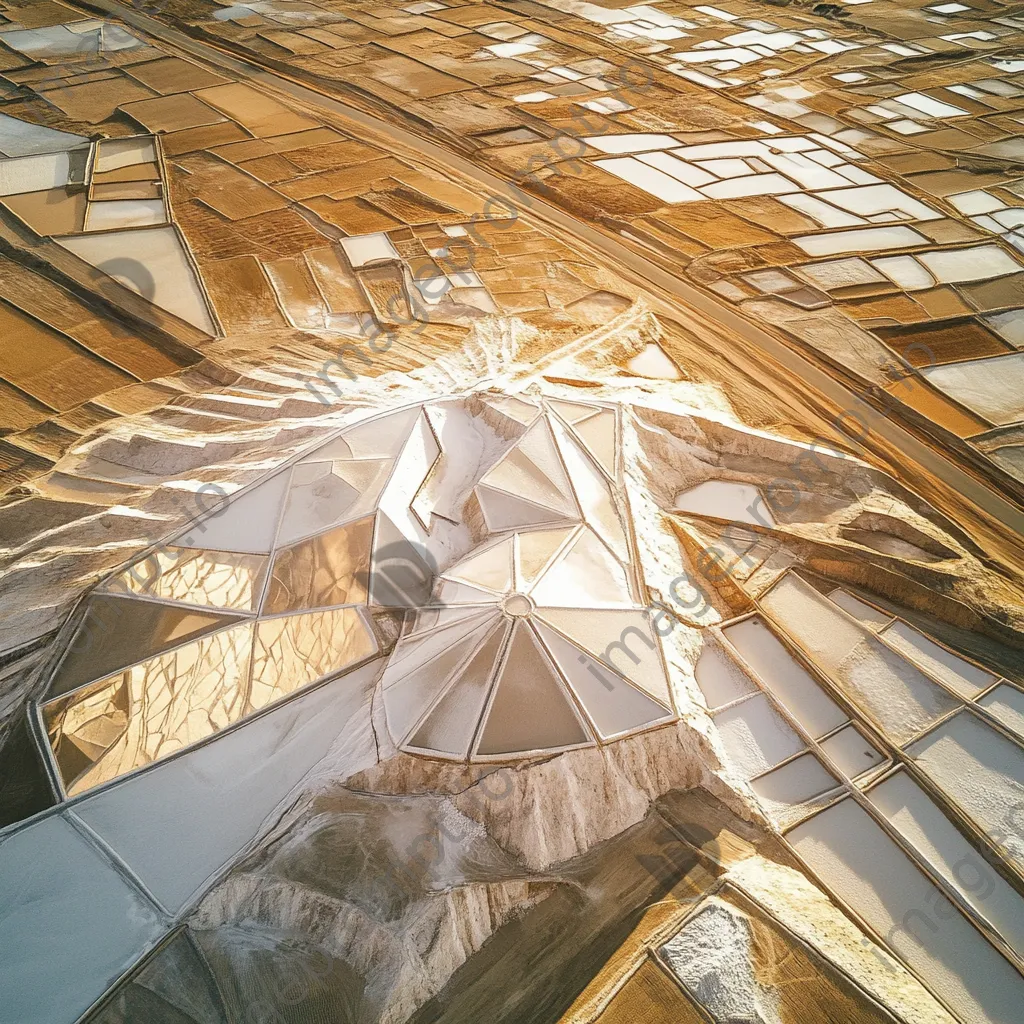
[[501, 592, 535, 618]]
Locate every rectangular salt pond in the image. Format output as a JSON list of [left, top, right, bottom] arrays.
[[594, 157, 703, 202], [800, 257, 885, 290], [638, 151, 716, 187], [818, 723, 885, 778], [896, 92, 970, 118], [780, 193, 865, 228], [880, 620, 997, 699], [907, 711, 1024, 873], [869, 770, 1024, 957], [339, 231, 400, 268], [978, 684, 1024, 740], [793, 226, 928, 257], [702, 173, 802, 199], [816, 183, 940, 221], [759, 574, 959, 744], [94, 136, 158, 172], [917, 245, 1022, 284], [722, 616, 848, 736], [714, 692, 806, 778], [922, 353, 1024, 426], [0, 151, 71, 195], [789, 798, 1024, 1024], [694, 642, 756, 708], [85, 199, 167, 231], [872, 255, 935, 291], [750, 752, 838, 819], [583, 134, 679, 154], [827, 589, 894, 629]]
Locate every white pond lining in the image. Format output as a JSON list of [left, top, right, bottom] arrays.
[[701, 567, 1024, 1023]]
